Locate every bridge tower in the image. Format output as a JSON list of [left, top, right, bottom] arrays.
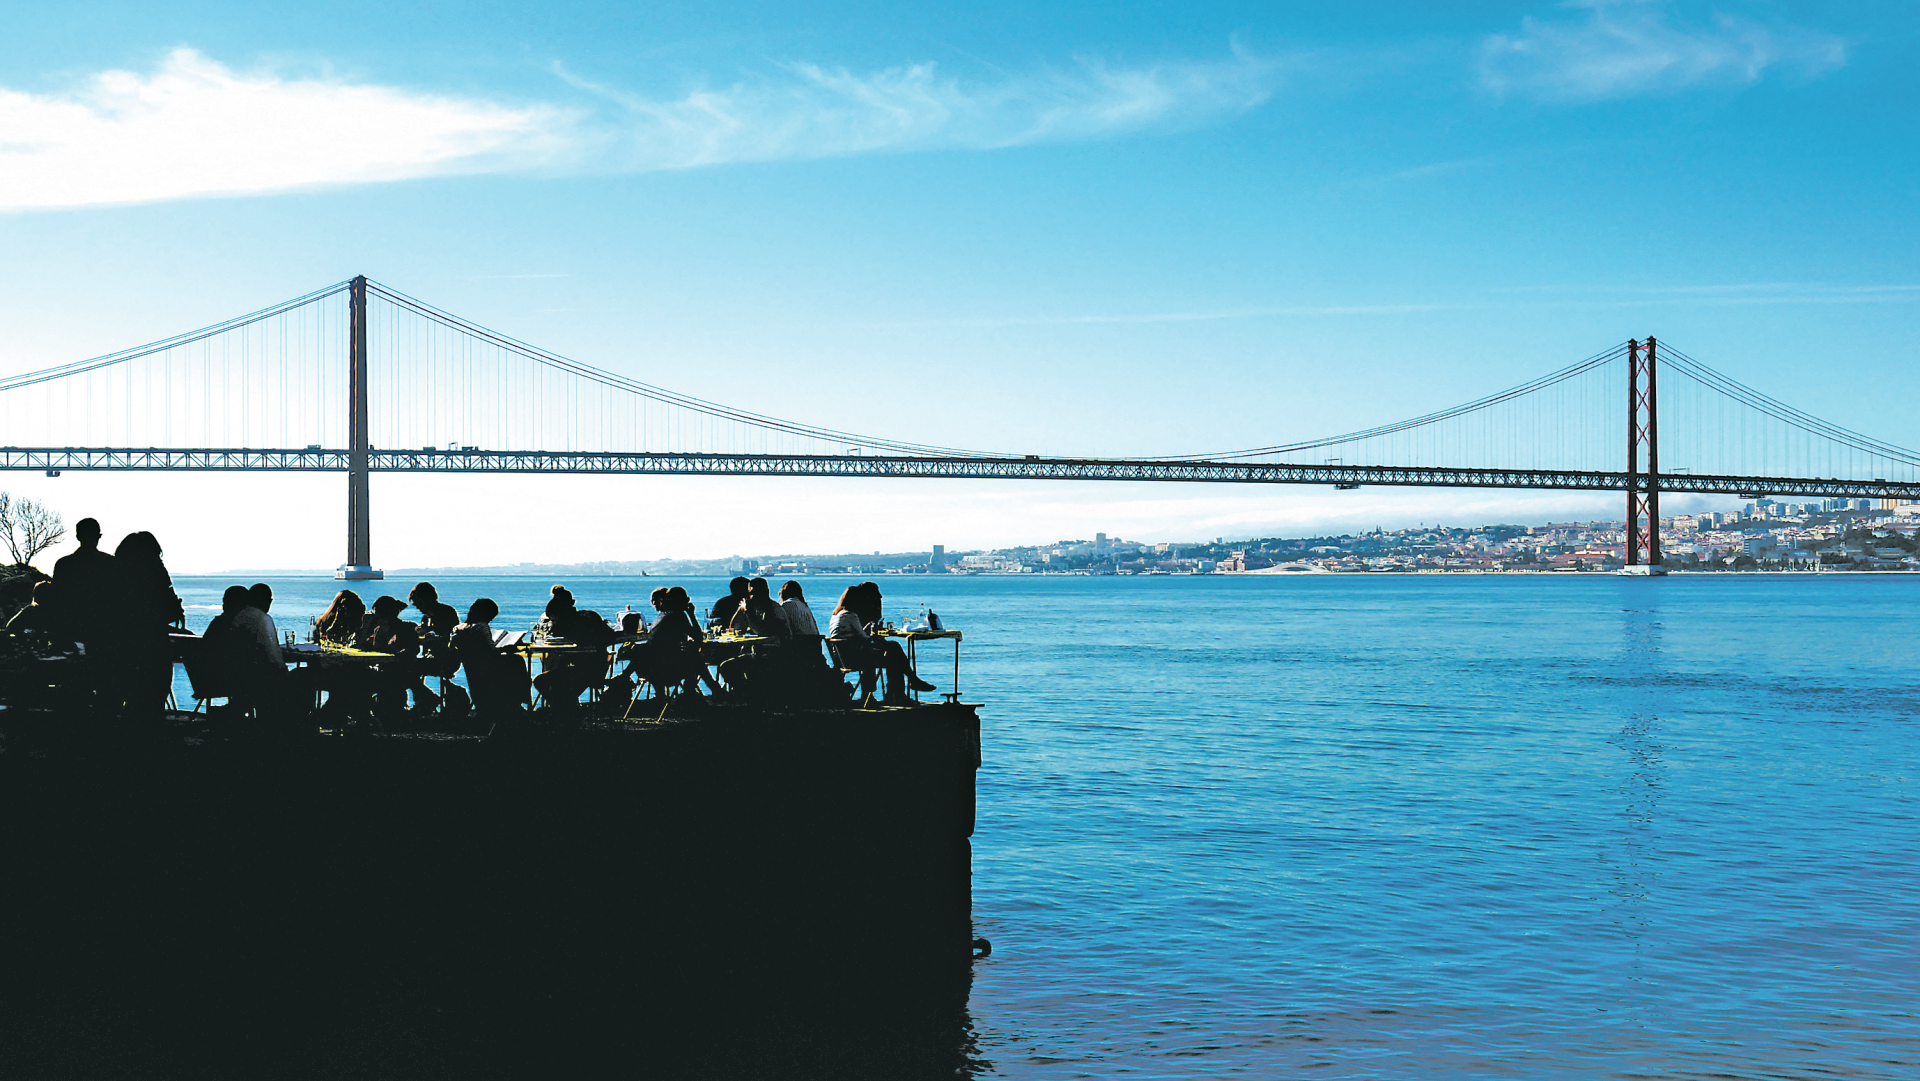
[[1624, 337, 1662, 572], [337, 275, 382, 581]]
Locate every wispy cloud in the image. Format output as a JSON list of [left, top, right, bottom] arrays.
[[0, 46, 1285, 212], [0, 49, 572, 211], [1480, 0, 1846, 102], [1497, 282, 1920, 306], [560, 49, 1282, 169], [844, 303, 1452, 330], [860, 283, 1920, 330]]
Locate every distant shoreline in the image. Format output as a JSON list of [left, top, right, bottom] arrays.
[[182, 568, 1920, 579]]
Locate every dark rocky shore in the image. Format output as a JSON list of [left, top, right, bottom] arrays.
[[0, 704, 984, 1079]]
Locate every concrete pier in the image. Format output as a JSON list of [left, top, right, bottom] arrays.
[[0, 704, 983, 1078]]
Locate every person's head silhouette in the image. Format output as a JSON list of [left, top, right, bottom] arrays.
[[75, 518, 102, 549], [466, 598, 499, 624], [248, 583, 272, 612], [221, 585, 250, 614]]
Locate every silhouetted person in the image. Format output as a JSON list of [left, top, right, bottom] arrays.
[[451, 598, 529, 722], [206, 584, 291, 725], [406, 581, 459, 714], [358, 595, 422, 721], [827, 583, 934, 704], [312, 590, 365, 645], [544, 584, 575, 625], [624, 586, 705, 697], [308, 591, 374, 727], [710, 577, 750, 627], [114, 531, 184, 727], [199, 586, 250, 685], [729, 578, 792, 641], [779, 580, 820, 638], [534, 600, 614, 716], [240, 583, 282, 659], [52, 517, 115, 646]]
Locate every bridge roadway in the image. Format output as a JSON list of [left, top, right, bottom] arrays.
[[5, 446, 1919, 501]]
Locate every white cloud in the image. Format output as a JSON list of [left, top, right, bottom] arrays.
[[0, 46, 1283, 212], [0, 49, 571, 211], [562, 50, 1281, 170], [1481, 0, 1846, 101]]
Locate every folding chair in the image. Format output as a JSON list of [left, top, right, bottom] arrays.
[[824, 638, 879, 706], [175, 635, 255, 720]]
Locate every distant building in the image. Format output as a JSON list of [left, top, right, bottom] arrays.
[[930, 544, 947, 573]]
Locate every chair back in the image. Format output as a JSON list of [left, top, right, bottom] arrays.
[[174, 634, 232, 701], [823, 637, 860, 672], [824, 637, 878, 697]]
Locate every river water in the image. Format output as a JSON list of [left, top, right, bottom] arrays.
[[170, 573, 1918, 1079]]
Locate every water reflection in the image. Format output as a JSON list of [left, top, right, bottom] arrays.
[[1605, 592, 1670, 1016]]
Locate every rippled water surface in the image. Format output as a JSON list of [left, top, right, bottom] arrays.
[[173, 573, 1918, 1079]]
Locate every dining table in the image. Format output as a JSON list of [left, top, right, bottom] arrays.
[[516, 637, 629, 707], [880, 627, 964, 702]]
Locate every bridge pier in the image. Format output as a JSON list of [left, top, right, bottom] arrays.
[[339, 274, 381, 582]]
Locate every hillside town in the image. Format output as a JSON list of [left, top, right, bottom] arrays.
[[812, 498, 1920, 576]]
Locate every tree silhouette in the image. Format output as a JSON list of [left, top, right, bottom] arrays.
[[0, 493, 65, 566]]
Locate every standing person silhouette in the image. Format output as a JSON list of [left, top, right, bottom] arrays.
[[52, 517, 116, 647], [113, 531, 184, 730]]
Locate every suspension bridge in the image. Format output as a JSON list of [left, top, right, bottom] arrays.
[[5, 276, 1918, 577]]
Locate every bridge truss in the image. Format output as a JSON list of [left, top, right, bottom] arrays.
[[6, 446, 1918, 502]]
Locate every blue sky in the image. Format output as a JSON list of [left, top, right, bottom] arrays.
[[2, 1, 1916, 571]]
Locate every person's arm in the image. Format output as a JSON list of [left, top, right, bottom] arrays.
[[260, 616, 283, 665]]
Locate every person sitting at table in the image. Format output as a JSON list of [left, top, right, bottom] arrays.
[[533, 599, 615, 717], [357, 595, 424, 722], [204, 584, 293, 725], [623, 586, 706, 698], [827, 583, 935, 704], [238, 584, 284, 667], [710, 577, 750, 628], [779, 581, 819, 636], [778, 580, 827, 667], [545, 584, 574, 621], [312, 590, 365, 645], [451, 598, 529, 723], [406, 581, 459, 715], [304, 591, 375, 728], [410, 581, 459, 639], [729, 578, 792, 641]]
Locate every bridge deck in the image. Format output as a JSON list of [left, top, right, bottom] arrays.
[[3, 446, 1916, 500]]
